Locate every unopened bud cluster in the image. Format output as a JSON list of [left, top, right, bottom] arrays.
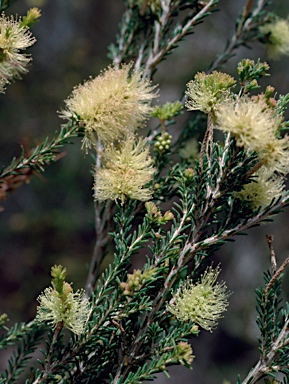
[[237, 58, 270, 92], [0, 313, 8, 328], [174, 341, 195, 366], [154, 132, 172, 154], [130, 0, 162, 15], [145, 201, 174, 224], [184, 168, 194, 179], [120, 267, 158, 296], [152, 101, 183, 121]]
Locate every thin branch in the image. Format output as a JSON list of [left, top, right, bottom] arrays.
[[241, 316, 289, 384], [266, 234, 277, 275], [0, 122, 79, 202], [265, 256, 289, 299], [209, 0, 269, 71], [199, 112, 214, 169], [197, 193, 289, 251], [112, 8, 139, 68], [143, 0, 218, 79], [85, 200, 113, 297]]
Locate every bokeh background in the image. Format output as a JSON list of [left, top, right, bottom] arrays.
[[1, 0, 289, 382]]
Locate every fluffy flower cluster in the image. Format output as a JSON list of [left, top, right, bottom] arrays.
[[168, 266, 230, 332], [94, 136, 155, 204], [36, 285, 89, 335], [216, 97, 289, 176], [0, 11, 37, 90], [236, 167, 285, 209], [179, 138, 199, 160], [185, 71, 236, 114], [36, 265, 90, 335], [62, 64, 158, 150], [260, 18, 289, 60]]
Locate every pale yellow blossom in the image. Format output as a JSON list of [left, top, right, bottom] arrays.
[[216, 97, 289, 175], [62, 64, 158, 149], [168, 266, 230, 332], [216, 97, 275, 151], [260, 136, 289, 175], [260, 18, 289, 60], [36, 286, 89, 335], [94, 136, 155, 204], [236, 167, 285, 209], [185, 71, 236, 114], [0, 12, 36, 86], [179, 138, 199, 160], [36, 265, 90, 335]]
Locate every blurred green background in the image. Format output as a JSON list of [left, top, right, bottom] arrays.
[[1, 0, 289, 382]]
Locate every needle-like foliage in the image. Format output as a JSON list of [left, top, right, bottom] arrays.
[[2, 1, 289, 383]]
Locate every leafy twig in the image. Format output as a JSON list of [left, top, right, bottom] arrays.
[[209, 0, 270, 71], [141, 0, 219, 79], [0, 122, 79, 202]]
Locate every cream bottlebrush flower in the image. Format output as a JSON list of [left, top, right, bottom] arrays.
[[0, 12, 36, 86], [216, 97, 289, 174], [261, 135, 289, 175], [168, 265, 230, 332], [216, 97, 276, 152], [185, 71, 236, 114], [36, 283, 90, 335], [94, 136, 155, 204], [62, 64, 158, 149], [236, 166, 285, 209], [179, 138, 199, 160], [260, 18, 289, 60]]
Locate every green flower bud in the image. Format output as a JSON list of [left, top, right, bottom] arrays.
[[20, 8, 41, 28], [151, 101, 183, 121]]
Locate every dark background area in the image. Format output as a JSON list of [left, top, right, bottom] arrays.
[[1, 0, 289, 382]]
